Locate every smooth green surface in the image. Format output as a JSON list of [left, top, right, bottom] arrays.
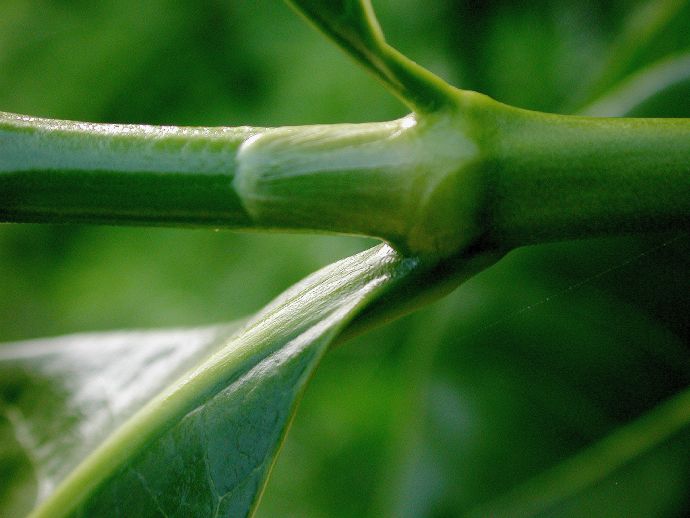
[[468, 385, 690, 517], [0, 113, 254, 227], [2, 1, 688, 258], [486, 105, 690, 247], [0, 324, 238, 517], [3, 100, 689, 259], [0, 109, 483, 257], [1, 245, 420, 518]]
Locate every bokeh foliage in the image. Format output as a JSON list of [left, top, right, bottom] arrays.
[[1, 0, 689, 516]]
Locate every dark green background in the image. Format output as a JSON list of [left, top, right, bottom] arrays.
[[1, 1, 689, 516]]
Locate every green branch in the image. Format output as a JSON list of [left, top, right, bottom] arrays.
[[0, 113, 254, 228], [0, 0, 690, 263], [3, 98, 689, 261], [285, 0, 458, 112], [3, 0, 689, 261], [483, 103, 690, 248]]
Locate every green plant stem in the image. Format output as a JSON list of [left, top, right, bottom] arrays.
[[0, 112, 255, 227], [483, 103, 690, 249], [2, 104, 689, 259], [285, 0, 457, 112], [0, 109, 481, 257]]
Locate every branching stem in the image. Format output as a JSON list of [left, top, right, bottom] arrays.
[[2, 99, 688, 261]]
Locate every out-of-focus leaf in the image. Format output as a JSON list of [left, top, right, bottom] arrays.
[[467, 387, 690, 518], [368, 240, 690, 518], [574, 0, 690, 108], [0, 244, 418, 518], [580, 53, 690, 117]]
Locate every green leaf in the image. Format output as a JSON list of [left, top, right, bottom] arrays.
[[0, 324, 239, 518], [284, 0, 458, 112], [0, 244, 419, 518], [580, 53, 690, 117], [370, 241, 690, 517], [466, 387, 690, 518], [575, 0, 690, 106]]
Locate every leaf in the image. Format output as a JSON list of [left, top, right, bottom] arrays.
[[466, 387, 690, 518], [573, 0, 690, 107], [0, 324, 238, 518], [579, 53, 690, 117], [370, 241, 690, 517], [0, 244, 419, 518], [284, 0, 457, 112]]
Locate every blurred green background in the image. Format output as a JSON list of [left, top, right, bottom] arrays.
[[1, 1, 689, 516]]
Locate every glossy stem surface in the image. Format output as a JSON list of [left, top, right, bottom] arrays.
[[484, 105, 690, 248], [0, 112, 255, 227], [2, 106, 689, 258]]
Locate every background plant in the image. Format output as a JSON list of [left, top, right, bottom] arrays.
[[1, 0, 690, 517]]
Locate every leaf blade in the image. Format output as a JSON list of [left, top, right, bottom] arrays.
[[1, 244, 418, 518]]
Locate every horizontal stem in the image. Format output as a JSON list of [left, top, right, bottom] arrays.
[[0, 112, 255, 227], [2, 102, 689, 259], [484, 104, 690, 248], [0, 109, 483, 258]]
